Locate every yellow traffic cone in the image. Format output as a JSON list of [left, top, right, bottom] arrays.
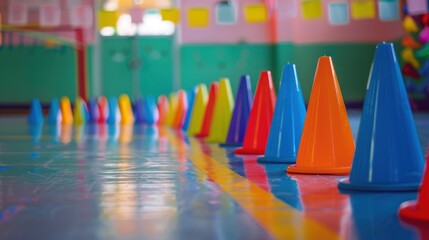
[[60, 96, 73, 125], [188, 84, 208, 136], [118, 94, 134, 125], [205, 78, 234, 143]]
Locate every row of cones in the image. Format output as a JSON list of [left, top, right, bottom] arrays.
[[28, 42, 429, 223], [172, 42, 428, 223], [28, 95, 160, 126]]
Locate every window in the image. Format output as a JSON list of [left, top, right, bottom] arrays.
[[216, 1, 237, 24], [378, 0, 399, 21], [328, 3, 349, 25]]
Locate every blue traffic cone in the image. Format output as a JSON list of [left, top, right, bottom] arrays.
[[28, 98, 44, 125], [143, 96, 159, 125], [80, 100, 90, 124], [83, 100, 90, 123], [134, 97, 145, 124], [338, 42, 424, 191], [219, 75, 253, 147], [258, 64, 306, 163], [183, 87, 197, 131], [47, 98, 61, 125], [88, 97, 100, 123], [107, 96, 120, 125]]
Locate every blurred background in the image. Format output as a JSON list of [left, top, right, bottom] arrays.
[[0, 0, 428, 111]]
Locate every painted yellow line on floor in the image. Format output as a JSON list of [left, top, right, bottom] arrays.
[[168, 133, 340, 240]]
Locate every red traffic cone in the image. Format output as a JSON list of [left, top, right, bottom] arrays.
[[195, 82, 219, 138], [235, 71, 276, 155], [399, 145, 429, 222]]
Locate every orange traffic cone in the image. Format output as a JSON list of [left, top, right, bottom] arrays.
[[235, 71, 276, 155], [287, 56, 355, 174], [173, 90, 188, 129], [157, 95, 169, 126], [195, 82, 219, 138]]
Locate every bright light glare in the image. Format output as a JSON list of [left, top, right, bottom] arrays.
[[100, 27, 115, 36], [100, 10, 175, 36]]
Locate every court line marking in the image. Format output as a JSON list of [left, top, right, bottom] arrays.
[[167, 131, 340, 240]]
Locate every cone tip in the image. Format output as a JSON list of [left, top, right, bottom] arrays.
[[319, 56, 332, 61], [119, 94, 130, 100], [219, 78, 230, 85], [210, 81, 219, 88], [283, 63, 296, 71], [260, 71, 272, 82], [240, 74, 250, 81], [375, 42, 395, 52]]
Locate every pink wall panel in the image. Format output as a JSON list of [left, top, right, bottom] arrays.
[[277, 0, 404, 43], [179, 0, 404, 44], [1, 0, 95, 45], [179, 0, 271, 44]]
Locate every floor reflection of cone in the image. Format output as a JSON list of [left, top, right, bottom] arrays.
[[291, 175, 351, 239], [287, 56, 354, 174], [348, 192, 416, 239]]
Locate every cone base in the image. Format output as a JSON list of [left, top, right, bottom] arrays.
[[235, 147, 265, 155], [258, 156, 296, 164], [338, 178, 420, 192], [399, 200, 429, 222], [286, 165, 350, 175], [194, 133, 208, 139], [205, 138, 224, 143], [219, 142, 242, 147], [29, 122, 44, 126]]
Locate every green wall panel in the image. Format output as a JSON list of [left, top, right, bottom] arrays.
[[100, 37, 134, 97], [0, 46, 77, 104], [101, 36, 173, 99], [276, 43, 377, 102], [180, 42, 394, 102], [180, 44, 277, 95], [0, 36, 401, 105]]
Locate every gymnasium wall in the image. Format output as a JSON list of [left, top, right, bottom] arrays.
[[0, 36, 401, 104], [182, 42, 391, 103], [0, 36, 174, 104]]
